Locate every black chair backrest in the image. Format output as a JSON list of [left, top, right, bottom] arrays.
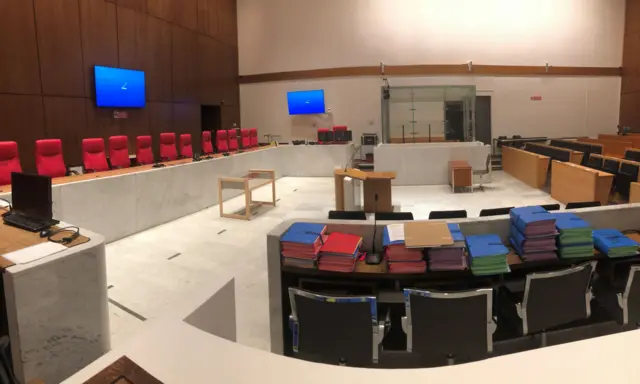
[[565, 201, 601, 209], [526, 143, 571, 162], [586, 155, 603, 169], [620, 162, 639, 181], [549, 140, 602, 165], [603, 159, 620, 173], [512, 135, 522, 139], [429, 210, 467, 220], [408, 291, 491, 360], [293, 292, 374, 366], [479, 207, 514, 217], [625, 149, 640, 162], [375, 212, 414, 221], [328, 211, 367, 220], [616, 171, 635, 199], [525, 262, 595, 334], [540, 204, 560, 211]]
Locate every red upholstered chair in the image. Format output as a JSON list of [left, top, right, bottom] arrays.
[[108, 136, 130, 169], [179, 134, 193, 158], [136, 135, 154, 165], [0, 141, 21, 186], [317, 128, 330, 144], [249, 128, 258, 147], [82, 138, 109, 173], [35, 139, 68, 178], [216, 130, 229, 153], [159, 132, 178, 161], [228, 129, 239, 151], [240, 129, 250, 148], [202, 131, 214, 154]]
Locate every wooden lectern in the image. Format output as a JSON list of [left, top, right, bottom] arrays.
[[334, 169, 396, 213]]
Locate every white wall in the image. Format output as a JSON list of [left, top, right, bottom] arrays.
[[238, 0, 624, 141]]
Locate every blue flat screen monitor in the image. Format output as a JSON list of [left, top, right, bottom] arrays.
[[287, 90, 325, 115], [94, 66, 146, 108]]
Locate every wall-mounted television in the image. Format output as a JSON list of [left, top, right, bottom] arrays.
[[287, 90, 325, 115], [94, 66, 146, 108]]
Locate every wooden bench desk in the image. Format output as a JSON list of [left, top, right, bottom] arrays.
[[550, 160, 614, 205], [526, 142, 584, 164], [501, 146, 550, 189], [578, 138, 633, 159], [630, 183, 640, 203]]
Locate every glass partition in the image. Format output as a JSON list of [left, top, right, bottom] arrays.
[[381, 85, 476, 143]]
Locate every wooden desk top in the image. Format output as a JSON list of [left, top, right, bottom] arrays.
[[334, 169, 396, 180], [553, 160, 613, 177], [503, 146, 550, 159], [0, 146, 274, 193]]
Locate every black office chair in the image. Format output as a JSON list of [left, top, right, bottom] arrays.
[[429, 210, 467, 220], [401, 288, 496, 365], [512, 135, 522, 139], [479, 207, 514, 217], [375, 212, 414, 221], [586, 155, 603, 169], [603, 159, 620, 174], [594, 265, 640, 326], [498, 261, 596, 346], [617, 163, 639, 199], [328, 210, 367, 220], [497, 136, 508, 148], [288, 288, 388, 366], [565, 201, 601, 209], [540, 204, 560, 211]]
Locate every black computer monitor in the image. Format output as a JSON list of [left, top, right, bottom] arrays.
[[11, 172, 54, 220], [334, 130, 352, 142]]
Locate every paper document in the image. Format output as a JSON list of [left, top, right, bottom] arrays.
[[3, 242, 67, 265], [387, 224, 405, 242]]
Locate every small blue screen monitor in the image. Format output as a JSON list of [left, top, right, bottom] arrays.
[[287, 90, 325, 115], [94, 66, 146, 108]]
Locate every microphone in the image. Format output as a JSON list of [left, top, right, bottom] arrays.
[[344, 144, 361, 172], [366, 193, 381, 265]]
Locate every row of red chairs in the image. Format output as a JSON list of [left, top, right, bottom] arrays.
[[0, 128, 260, 185]]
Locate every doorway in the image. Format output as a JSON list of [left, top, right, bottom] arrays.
[[475, 96, 492, 145], [444, 101, 465, 142], [201, 105, 222, 134]]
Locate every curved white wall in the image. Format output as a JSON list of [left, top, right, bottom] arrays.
[[238, 0, 624, 142]]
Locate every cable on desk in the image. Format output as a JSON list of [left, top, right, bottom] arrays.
[[622, 229, 640, 235], [0, 198, 11, 217], [48, 226, 80, 245]]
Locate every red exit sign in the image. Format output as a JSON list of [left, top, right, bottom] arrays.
[[530, 96, 542, 101]]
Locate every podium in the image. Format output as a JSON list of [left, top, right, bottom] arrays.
[[334, 169, 396, 213]]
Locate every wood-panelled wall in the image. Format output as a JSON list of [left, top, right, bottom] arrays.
[[0, 0, 239, 171], [621, 0, 640, 131]]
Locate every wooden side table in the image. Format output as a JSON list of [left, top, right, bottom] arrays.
[[218, 169, 276, 220], [449, 160, 473, 193]]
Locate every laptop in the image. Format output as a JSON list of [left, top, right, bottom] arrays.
[[3, 172, 59, 232]]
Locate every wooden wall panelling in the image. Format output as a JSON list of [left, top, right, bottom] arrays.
[[221, 105, 240, 130], [147, 0, 174, 23], [43, 97, 88, 166], [116, 0, 147, 12], [174, 0, 198, 31], [117, 6, 147, 72], [148, 101, 174, 158], [145, 15, 173, 102], [620, 93, 640, 130], [119, 108, 150, 147], [220, 44, 239, 104], [80, 0, 119, 97], [198, 36, 223, 104], [34, 0, 85, 97], [622, 32, 640, 95], [173, 103, 202, 151], [172, 26, 200, 103], [197, 0, 219, 37], [626, 0, 640, 36], [239, 65, 621, 84], [218, 0, 238, 46], [0, 95, 46, 172], [0, 0, 41, 94], [85, 100, 120, 142]]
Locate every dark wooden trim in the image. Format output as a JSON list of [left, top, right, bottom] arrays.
[[239, 64, 622, 84]]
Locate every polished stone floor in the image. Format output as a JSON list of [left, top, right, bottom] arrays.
[[105, 171, 560, 351]]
